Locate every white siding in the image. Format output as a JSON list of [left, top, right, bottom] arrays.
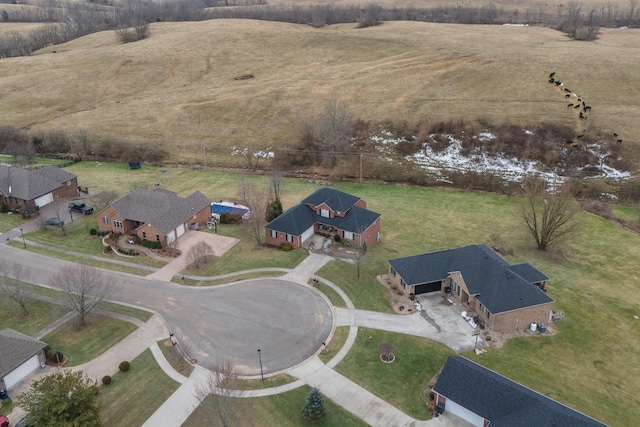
[[443, 400, 485, 427], [34, 193, 53, 208], [176, 223, 186, 238], [4, 354, 40, 390]]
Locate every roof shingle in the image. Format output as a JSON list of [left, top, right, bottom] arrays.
[[0, 329, 47, 378]]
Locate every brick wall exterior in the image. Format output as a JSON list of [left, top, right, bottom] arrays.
[[51, 177, 79, 200], [2, 177, 78, 214], [265, 229, 303, 248]]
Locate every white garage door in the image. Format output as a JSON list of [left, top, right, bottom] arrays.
[[34, 193, 54, 209], [443, 400, 485, 427], [300, 226, 314, 244], [4, 354, 40, 390], [176, 223, 186, 238], [167, 232, 176, 245]]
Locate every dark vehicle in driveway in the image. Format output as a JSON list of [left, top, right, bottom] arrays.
[[45, 217, 64, 227], [69, 202, 93, 215]]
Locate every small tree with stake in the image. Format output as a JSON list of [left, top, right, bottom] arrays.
[[302, 387, 326, 423]]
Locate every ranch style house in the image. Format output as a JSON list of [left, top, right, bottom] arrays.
[[97, 188, 211, 248], [265, 188, 381, 249], [432, 356, 608, 426], [0, 329, 48, 392], [0, 165, 78, 214], [388, 244, 553, 332]]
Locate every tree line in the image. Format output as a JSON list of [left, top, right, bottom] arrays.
[[1, 0, 639, 57]]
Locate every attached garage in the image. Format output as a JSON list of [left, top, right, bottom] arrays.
[[440, 400, 485, 427], [34, 192, 54, 209], [0, 329, 47, 392], [300, 226, 315, 244], [176, 223, 186, 238], [414, 280, 442, 295]]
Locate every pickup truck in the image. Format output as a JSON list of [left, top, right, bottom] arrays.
[[69, 201, 94, 215]]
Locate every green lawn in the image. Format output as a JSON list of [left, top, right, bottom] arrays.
[[310, 279, 347, 308], [234, 373, 298, 390], [43, 315, 137, 366], [319, 326, 350, 364], [98, 301, 153, 323], [0, 296, 69, 336], [157, 339, 194, 378], [0, 211, 25, 232], [183, 385, 368, 427], [98, 348, 180, 427], [334, 330, 454, 420], [176, 270, 284, 286]]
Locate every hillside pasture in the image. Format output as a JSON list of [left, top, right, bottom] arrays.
[[0, 20, 638, 166]]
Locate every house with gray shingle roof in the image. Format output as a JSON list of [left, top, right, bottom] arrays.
[[432, 356, 608, 426], [265, 188, 381, 249], [0, 329, 47, 392], [388, 244, 553, 332], [96, 188, 212, 248], [0, 165, 78, 213]]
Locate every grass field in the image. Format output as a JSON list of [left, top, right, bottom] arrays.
[[0, 20, 639, 166], [183, 384, 368, 427], [97, 348, 180, 427], [0, 296, 69, 337], [43, 315, 137, 366]]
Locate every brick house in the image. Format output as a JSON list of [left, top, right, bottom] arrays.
[[432, 356, 608, 426], [0, 165, 78, 213], [388, 244, 553, 332], [97, 188, 211, 248], [265, 188, 381, 249]]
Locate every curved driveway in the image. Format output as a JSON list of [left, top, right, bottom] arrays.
[[0, 245, 333, 375]]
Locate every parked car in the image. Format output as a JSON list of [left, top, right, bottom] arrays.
[[45, 217, 64, 227], [0, 414, 8, 427], [68, 202, 93, 215]]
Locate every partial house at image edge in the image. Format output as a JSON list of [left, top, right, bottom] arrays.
[[0, 165, 78, 213], [388, 244, 553, 332], [0, 329, 47, 392], [264, 187, 381, 248], [432, 356, 608, 426], [97, 188, 211, 248]]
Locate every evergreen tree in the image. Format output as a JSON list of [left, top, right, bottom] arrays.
[[302, 387, 326, 422], [265, 198, 283, 222]]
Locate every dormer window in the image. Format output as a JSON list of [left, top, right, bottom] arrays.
[[320, 209, 330, 218]]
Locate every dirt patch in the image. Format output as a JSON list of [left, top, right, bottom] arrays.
[[377, 274, 416, 314]]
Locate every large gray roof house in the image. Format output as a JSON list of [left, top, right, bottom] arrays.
[[96, 188, 211, 248], [388, 244, 553, 332], [432, 356, 608, 426], [0, 165, 78, 213], [0, 328, 47, 392]]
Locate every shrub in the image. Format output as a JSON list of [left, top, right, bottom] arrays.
[[101, 375, 112, 385], [118, 361, 130, 372], [89, 385, 100, 396], [46, 349, 56, 360], [220, 212, 243, 224], [302, 388, 326, 422], [279, 242, 293, 251], [334, 234, 341, 243], [89, 228, 97, 236], [0, 203, 8, 213]]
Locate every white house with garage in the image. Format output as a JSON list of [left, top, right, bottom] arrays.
[[0, 329, 47, 392]]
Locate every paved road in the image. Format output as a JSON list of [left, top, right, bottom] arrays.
[[0, 245, 332, 374]]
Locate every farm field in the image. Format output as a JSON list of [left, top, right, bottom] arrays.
[[65, 163, 639, 425], [0, 20, 638, 166]]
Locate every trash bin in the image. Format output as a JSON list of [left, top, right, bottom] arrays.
[[537, 323, 547, 333], [435, 404, 445, 414], [0, 389, 8, 400], [530, 322, 537, 332]]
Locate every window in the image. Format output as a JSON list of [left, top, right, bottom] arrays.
[[270, 229, 277, 238], [102, 216, 109, 225], [156, 234, 160, 241], [113, 220, 123, 229], [391, 268, 396, 277], [451, 279, 460, 295], [320, 209, 330, 218], [479, 302, 491, 319], [401, 279, 406, 289], [343, 231, 353, 240], [142, 231, 147, 239], [286, 234, 293, 243]]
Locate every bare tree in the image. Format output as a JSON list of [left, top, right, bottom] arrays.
[[268, 168, 284, 201], [238, 180, 267, 246], [352, 242, 367, 279], [90, 190, 119, 212], [48, 202, 68, 235], [0, 261, 31, 316], [518, 176, 580, 251], [51, 265, 113, 327], [193, 359, 245, 427], [318, 99, 351, 168], [187, 240, 214, 269]]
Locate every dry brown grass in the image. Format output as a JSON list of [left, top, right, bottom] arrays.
[[0, 20, 639, 164]]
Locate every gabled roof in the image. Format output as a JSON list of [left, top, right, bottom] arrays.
[[0, 165, 76, 201], [266, 189, 380, 236], [301, 188, 362, 212], [388, 244, 553, 314], [0, 329, 47, 378], [433, 356, 608, 427], [109, 188, 211, 235], [509, 262, 550, 283]]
